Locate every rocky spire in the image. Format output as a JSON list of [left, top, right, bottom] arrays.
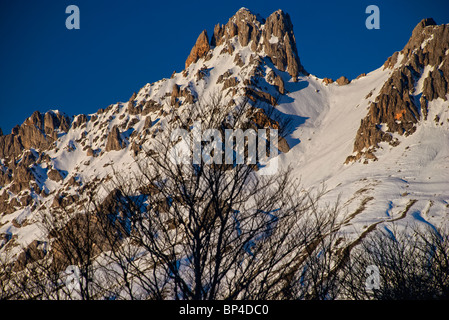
[[105, 125, 124, 152], [185, 30, 211, 69], [186, 8, 307, 80], [263, 9, 306, 79]]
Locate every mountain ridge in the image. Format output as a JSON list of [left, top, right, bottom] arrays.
[[1, 9, 448, 271]]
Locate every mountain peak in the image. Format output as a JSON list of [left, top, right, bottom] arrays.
[[237, 7, 250, 12], [412, 17, 437, 35], [186, 8, 306, 80], [2, 8, 449, 295], [402, 17, 444, 55], [232, 7, 265, 24], [348, 18, 449, 164]]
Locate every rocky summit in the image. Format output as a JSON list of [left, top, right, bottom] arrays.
[[0, 9, 449, 289], [346, 19, 449, 163]]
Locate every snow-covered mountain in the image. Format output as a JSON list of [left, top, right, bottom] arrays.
[[1, 8, 448, 269]]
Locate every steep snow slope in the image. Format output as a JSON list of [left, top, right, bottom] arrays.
[[278, 69, 449, 241]]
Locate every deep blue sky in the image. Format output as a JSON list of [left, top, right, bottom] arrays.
[[1, 0, 448, 134]]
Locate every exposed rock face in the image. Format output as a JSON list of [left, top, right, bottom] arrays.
[[49, 213, 109, 271], [105, 125, 124, 152], [222, 77, 239, 91], [383, 51, 399, 70], [171, 84, 180, 106], [0, 133, 23, 160], [276, 137, 290, 153], [10, 164, 34, 194], [142, 99, 162, 115], [47, 168, 63, 182], [422, 62, 449, 103], [43, 111, 70, 137], [127, 92, 143, 115], [273, 74, 285, 95], [0, 150, 39, 200], [348, 68, 420, 163], [347, 18, 449, 163], [263, 10, 305, 80], [211, 8, 262, 47], [0, 111, 70, 160], [204, 8, 306, 80], [171, 84, 180, 98], [402, 18, 438, 54], [245, 88, 278, 106], [0, 167, 12, 186], [185, 30, 211, 69], [248, 108, 290, 153], [86, 146, 94, 156], [336, 76, 350, 86], [14, 240, 47, 271], [72, 114, 88, 129], [267, 70, 285, 94], [323, 78, 334, 85]]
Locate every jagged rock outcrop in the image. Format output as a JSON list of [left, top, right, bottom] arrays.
[[248, 108, 290, 153], [171, 84, 180, 106], [185, 30, 211, 69], [142, 99, 162, 115], [0, 167, 12, 186], [127, 92, 142, 115], [347, 18, 449, 164], [204, 8, 306, 80], [267, 70, 285, 94], [72, 114, 88, 129], [245, 88, 278, 106], [43, 111, 70, 137], [222, 77, 239, 91], [0, 133, 23, 160], [211, 8, 262, 48], [105, 125, 124, 152], [347, 68, 421, 164], [10, 164, 34, 194], [263, 10, 305, 80], [86, 146, 94, 156], [47, 168, 63, 182], [14, 240, 47, 271], [0, 111, 70, 160], [336, 76, 350, 86]]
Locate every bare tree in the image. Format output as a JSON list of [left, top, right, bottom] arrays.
[[0, 251, 19, 299], [93, 94, 343, 300], [341, 223, 449, 300], [11, 197, 114, 300], [0, 94, 344, 300]]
